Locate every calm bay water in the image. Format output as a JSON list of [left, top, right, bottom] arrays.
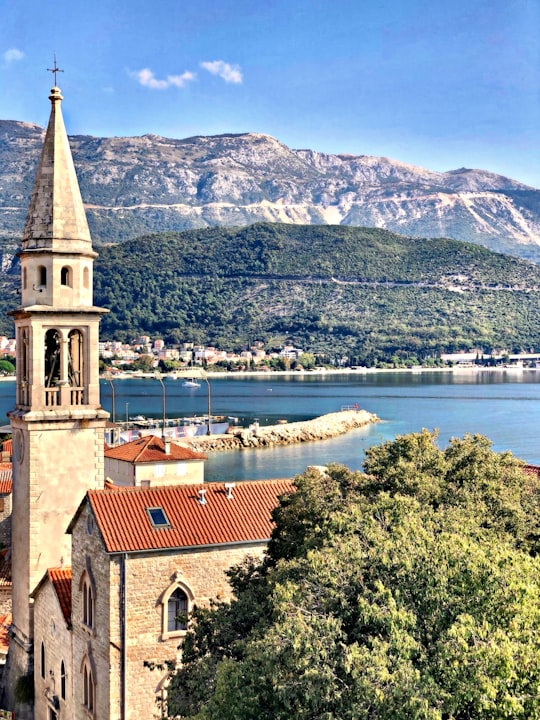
[[1, 369, 540, 480]]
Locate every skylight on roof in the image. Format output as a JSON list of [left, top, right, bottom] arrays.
[[146, 506, 170, 529]]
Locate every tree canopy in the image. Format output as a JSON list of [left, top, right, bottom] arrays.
[[90, 223, 540, 362], [165, 431, 540, 719]]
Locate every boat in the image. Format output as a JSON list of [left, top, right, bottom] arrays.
[[181, 379, 201, 388]]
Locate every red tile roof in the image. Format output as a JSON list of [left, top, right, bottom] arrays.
[[0, 463, 12, 494], [86, 480, 294, 553], [104, 435, 206, 463], [48, 567, 72, 624], [1, 439, 11, 455]]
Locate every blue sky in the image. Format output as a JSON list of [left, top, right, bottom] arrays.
[[2, 0, 540, 186]]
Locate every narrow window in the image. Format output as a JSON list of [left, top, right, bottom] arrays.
[[167, 588, 188, 632], [82, 575, 95, 629], [40, 641, 45, 679], [38, 265, 47, 287], [21, 328, 28, 382], [61, 659, 66, 700], [44, 329, 61, 388], [60, 266, 72, 287], [23, 267, 27, 290], [68, 329, 84, 387], [83, 266, 90, 289], [83, 662, 95, 712]]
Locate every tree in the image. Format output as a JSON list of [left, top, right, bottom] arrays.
[[131, 353, 155, 372], [165, 433, 540, 719], [0, 359, 15, 375]]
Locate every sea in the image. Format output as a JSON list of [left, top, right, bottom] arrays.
[[1, 369, 540, 481]]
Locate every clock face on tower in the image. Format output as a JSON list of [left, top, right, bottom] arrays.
[[13, 429, 24, 464]]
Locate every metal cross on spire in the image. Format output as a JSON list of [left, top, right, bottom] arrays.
[[47, 54, 64, 85]]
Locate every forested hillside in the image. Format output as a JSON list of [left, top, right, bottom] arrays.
[[93, 223, 540, 364]]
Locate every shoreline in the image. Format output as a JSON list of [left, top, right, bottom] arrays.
[[0, 365, 531, 385], [101, 365, 536, 380]]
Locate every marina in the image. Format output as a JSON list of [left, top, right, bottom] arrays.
[[2, 369, 540, 479]]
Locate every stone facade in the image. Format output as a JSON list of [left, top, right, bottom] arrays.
[[32, 576, 73, 720], [69, 501, 267, 720]]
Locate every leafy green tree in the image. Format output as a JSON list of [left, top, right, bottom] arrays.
[[131, 353, 155, 372], [0, 359, 15, 375], [165, 433, 540, 719]]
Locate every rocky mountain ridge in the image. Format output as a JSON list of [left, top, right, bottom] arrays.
[[1, 120, 540, 261]]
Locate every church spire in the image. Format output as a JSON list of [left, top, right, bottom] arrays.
[[22, 83, 93, 254]]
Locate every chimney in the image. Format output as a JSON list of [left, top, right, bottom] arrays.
[[164, 438, 171, 455], [224, 482, 235, 499], [198, 488, 207, 505]]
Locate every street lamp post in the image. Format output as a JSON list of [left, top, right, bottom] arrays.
[[203, 375, 211, 435], [106, 373, 116, 424], [155, 373, 166, 440]]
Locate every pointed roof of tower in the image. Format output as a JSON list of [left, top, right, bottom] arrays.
[[22, 85, 94, 255]]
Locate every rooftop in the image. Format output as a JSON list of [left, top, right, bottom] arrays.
[[83, 479, 294, 553], [48, 567, 72, 624], [104, 434, 206, 463]]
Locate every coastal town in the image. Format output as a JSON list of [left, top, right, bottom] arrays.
[[0, 2, 539, 715], [2, 333, 540, 377]]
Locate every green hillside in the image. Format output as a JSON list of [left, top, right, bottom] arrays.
[[93, 223, 540, 364]]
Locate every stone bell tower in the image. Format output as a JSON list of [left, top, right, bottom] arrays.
[[2, 81, 108, 710]]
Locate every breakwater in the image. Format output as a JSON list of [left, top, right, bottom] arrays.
[[178, 409, 378, 452]]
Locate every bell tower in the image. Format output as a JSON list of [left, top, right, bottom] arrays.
[[3, 81, 108, 708]]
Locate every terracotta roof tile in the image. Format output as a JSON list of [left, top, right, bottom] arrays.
[[48, 567, 72, 624], [105, 435, 206, 463], [88, 480, 293, 553], [1, 439, 11, 455], [0, 463, 12, 494]]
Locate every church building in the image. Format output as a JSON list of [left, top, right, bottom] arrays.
[[0, 81, 293, 719]]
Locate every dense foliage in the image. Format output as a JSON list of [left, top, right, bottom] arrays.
[[164, 431, 540, 719], [93, 223, 540, 363]]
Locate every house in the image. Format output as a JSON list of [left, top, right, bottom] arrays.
[[104, 435, 206, 487], [32, 479, 293, 719]]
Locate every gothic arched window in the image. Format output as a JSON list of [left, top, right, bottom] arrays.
[[82, 659, 95, 712], [80, 572, 95, 629], [168, 587, 188, 632], [40, 641, 45, 679], [83, 266, 90, 289]]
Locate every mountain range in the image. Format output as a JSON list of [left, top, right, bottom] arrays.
[[1, 120, 540, 263]]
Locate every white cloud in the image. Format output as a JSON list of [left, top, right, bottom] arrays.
[[200, 60, 242, 84], [4, 48, 24, 63], [134, 68, 196, 90]]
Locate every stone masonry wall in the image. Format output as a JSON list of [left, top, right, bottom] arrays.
[[33, 579, 73, 720], [122, 543, 267, 720]]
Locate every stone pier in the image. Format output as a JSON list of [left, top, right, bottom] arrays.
[[177, 409, 378, 453]]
